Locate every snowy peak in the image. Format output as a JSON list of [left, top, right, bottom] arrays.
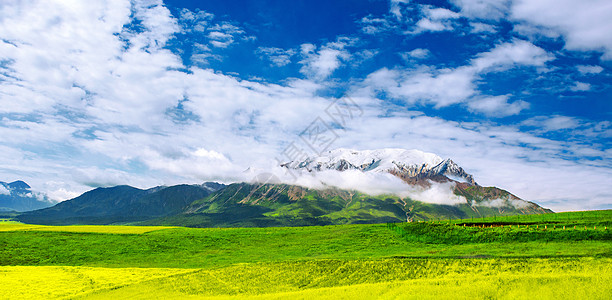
[[282, 148, 478, 186], [428, 159, 477, 185]]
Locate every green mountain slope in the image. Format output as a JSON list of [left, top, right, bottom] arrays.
[[140, 183, 551, 227]]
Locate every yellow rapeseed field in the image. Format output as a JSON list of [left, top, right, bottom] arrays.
[[0, 266, 195, 299], [0, 222, 174, 234], [1, 258, 609, 299]]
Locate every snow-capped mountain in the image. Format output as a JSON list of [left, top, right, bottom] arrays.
[[0, 180, 54, 212], [281, 148, 477, 186]]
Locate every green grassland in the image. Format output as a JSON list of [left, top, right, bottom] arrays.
[[0, 210, 610, 299]]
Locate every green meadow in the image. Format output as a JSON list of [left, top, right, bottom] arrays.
[[0, 211, 610, 299]]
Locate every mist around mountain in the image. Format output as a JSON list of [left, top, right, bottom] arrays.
[[0, 181, 54, 212]]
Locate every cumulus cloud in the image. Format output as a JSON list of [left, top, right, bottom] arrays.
[[363, 39, 552, 109], [467, 95, 529, 117], [569, 82, 591, 92], [450, 0, 511, 21], [511, 0, 612, 59], [470, 22, 497, 34], [299, 39, 353, 80], [413, 6, 461, 34], [402, 48, 431, 60], [452, 0, 612, 59], [576, 65, 604, 75], [470, 39, 553, 72]]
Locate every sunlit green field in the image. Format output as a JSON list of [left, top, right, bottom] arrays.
[[1, 210, 610, 299]]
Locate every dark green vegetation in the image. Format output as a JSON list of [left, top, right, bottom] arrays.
[[2, 210, 609, 269], [390, 210, 612, 244]]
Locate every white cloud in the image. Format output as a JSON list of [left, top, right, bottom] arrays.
[[403, 48, 431, 60], [390, 0, 410, 20], [0, 184, 10, 195], [256, 47, 296, 67], [467, 95, 529, 117], [511, 0, 612, 59], [412, 6, 461, 34], [512, 23, 561, 40], [576, 65, 604, 75], [477, 198, 529, 209], [405, 181, 468, 205], [471, 39, 553, 72], [257, 168, 468, 206], [470, 22, 497, 34], [415, 19, 450, 32], [299, 40, 352, 80], [178, 8, 213, 32], [450, 0, 510, 21], [522, 115, 581, 131], [569, 82, 591, 92], [426, 7, 461, 20], [454, 0, 612, 59], [359, 16, 393, 35], [363, 40, 552, 108], [206, 23, 247, 48]]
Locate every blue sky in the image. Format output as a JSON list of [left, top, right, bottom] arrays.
[[0, 0, 610, 211]]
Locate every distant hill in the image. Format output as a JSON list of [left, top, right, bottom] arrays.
[[17, 183, 225, 225], [0, 180, 54, 212]]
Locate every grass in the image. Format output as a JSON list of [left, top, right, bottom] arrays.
[[0, 210, 610, 299], [448, 209, 612, 227], [1, 223, 610, 269]]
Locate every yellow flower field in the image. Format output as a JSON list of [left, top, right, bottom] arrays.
[[1, 258, 610, 299], [0, 222, 173, 234]]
